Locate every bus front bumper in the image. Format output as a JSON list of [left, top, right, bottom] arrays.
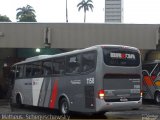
[[96, 98, 142, 112]]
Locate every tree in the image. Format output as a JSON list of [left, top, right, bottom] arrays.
[[66, 0, 68, 22], [0, 15, 11, 22], [16, 5, 37, 22], [77, 0, 94, 23]]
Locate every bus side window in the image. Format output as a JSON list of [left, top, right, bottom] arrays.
[[82, 51, 96, 73], [31, 61, 43, 77], [32, 68, 40, 76], [143, 63, 156, 75], [42, 60, 52, 76], [66, 55, 81, 74], [25, 64, 32, 77], [52, 57, 65, 75], [152, 63, 160, 76], [16, 65, 24, 78]]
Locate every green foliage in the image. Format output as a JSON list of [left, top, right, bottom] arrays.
[[18, 14, 37, 22], [0, 15, 11, 22], [77, 0, 94, 22], [16, 4, 37, 22]]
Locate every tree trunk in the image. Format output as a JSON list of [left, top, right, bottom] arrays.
[[84, 10, 86, 23], [66, 0, 68, 22]]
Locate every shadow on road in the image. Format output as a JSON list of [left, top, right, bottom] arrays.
[[142, 99, 157, 105]]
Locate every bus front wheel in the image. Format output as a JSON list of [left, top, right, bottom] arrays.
[[59, 98, 69, 115], [154, 92, 160, 104]]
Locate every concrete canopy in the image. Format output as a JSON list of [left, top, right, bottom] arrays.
[[0, 23, 158, 49]]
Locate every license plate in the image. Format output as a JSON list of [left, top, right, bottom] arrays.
[[120, 98, 128, 102]]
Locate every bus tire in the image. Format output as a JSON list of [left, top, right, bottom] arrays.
[[94, 111, 106, 116], [59, 98, 70, 115], [154, 92, 160, 104], [16, 94, 23, 108]]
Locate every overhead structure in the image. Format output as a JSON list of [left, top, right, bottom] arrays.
[[0, 23, 159, 49]]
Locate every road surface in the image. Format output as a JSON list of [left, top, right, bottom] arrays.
[[0, 100, 159, 119]]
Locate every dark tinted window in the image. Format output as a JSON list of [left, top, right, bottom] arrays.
[[25, 62, 42, 77], [142, 63, 156, 74], [42, 60, 53, 76], [103, 48, 140, 66], [82, 51, 97, 72], [25, 64, 32, 77], [66, 55, 81, 74], [52, 57, 65, 75], [31, 62, 43, 77], [16, 65, 24, 78], [143, 63, 160, 76], [152, 63, 160, 76]]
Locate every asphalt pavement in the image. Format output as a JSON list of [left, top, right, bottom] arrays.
[[0, 99, 159, 120]]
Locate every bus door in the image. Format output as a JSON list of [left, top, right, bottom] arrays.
[[38, 60, 53, 108], [82, 51, 97, 110]]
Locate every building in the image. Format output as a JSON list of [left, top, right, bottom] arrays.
[[0, 23, 157, 51], [0, 22, 159, 63], [105, 0, 123, 23]]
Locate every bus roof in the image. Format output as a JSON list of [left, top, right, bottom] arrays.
[[13, 44, 139, 66]]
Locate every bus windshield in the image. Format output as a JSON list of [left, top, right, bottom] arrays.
[[103, 48, 140, 67]]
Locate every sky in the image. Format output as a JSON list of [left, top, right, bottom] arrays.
[[0, 0, 160, 23]]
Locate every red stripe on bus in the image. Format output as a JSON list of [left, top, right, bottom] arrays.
[[49, 80, 58, 109]]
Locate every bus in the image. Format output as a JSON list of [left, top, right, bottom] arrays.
[[142, 60, 160, 104], [10, 45, 142, 115]]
